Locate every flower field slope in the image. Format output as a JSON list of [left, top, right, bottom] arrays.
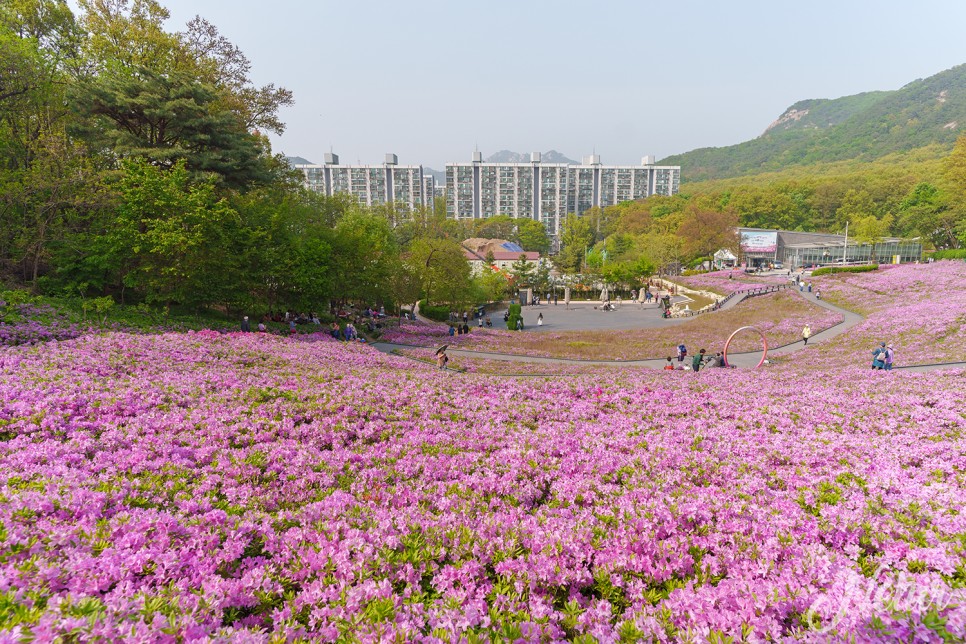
[[2, 325, 966, 641], [791, 261, 966, 369]]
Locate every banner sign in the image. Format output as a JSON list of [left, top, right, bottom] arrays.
[[740, 231, 777, 254]]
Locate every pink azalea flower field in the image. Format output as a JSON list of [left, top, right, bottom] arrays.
[[1, 262, 965, 641]]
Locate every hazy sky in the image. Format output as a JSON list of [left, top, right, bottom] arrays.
[[147, 0, 966, 169]]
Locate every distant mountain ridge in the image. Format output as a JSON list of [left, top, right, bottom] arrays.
[[485, 149, 578, 164], [661, 63, 966, 182]]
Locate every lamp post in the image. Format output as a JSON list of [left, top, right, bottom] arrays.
[[842, 221, 849, 264]]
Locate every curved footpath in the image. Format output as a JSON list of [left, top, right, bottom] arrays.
[[382, 290, 965, 374]]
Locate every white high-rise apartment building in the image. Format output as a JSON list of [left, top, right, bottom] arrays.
[[295, 153, 433, 211], [445, 152, 680, 236]]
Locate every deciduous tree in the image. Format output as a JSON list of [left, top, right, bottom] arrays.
[[516, 218, 549, 254], [676, 205, 739, 259], [556, 214, 592, 274]]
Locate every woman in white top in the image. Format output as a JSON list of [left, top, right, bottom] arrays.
[[537, 313, 543, 327]]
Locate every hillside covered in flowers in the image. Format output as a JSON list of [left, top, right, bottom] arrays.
[[0, 262, 964, 641]]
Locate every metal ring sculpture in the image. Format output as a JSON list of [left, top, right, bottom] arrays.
[[722, 325, 768, 369]]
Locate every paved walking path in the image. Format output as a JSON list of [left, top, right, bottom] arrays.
[[386, 287, 963, 373]]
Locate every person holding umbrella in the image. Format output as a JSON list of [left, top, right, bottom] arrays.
[[435, 345, 449, 370]]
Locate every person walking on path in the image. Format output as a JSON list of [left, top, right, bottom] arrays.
[[802, 324, 811, 346], [241, 316, 251, 332], [872, 342, 886, 369], [537, 313, 543, 327], [883, 344, 895, 371], [677, 343, 688, 363]]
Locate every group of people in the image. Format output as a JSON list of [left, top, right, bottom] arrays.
[[872, 342, 895, 370], [240, 316, 266, 333], [329, 321, 362, 341], [240, 305, 387, 339], [663, 344, 731, 372], [803, 326, 897, 369], [793, 274, 821, 300], [529, 293, 557, 305], [448, 323, 473, 336]]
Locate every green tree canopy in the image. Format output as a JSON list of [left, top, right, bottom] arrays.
[[516, 218, 550, 254], [509, 254, 535, 288], [556, 214, 592, 274], [407, 237, 471, 307], [72, 67, 274, 188]]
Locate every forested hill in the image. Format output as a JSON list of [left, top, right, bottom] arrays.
[[661, 63, 966, 182]]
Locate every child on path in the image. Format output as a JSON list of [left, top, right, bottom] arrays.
[[664, 357, 675, 371], [537, 313, 543, 327]]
